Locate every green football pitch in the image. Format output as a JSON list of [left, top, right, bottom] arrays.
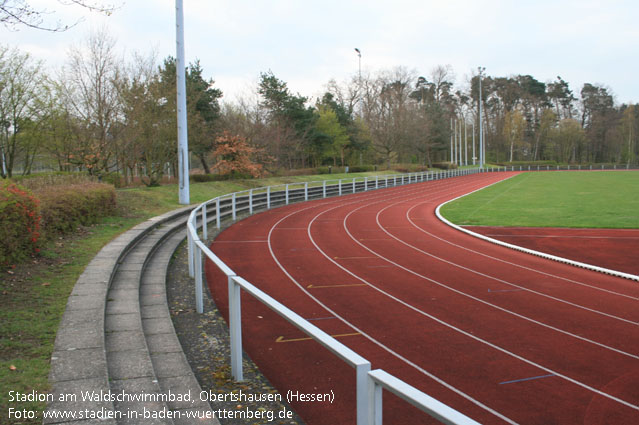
[[440, 171, 639, 229]]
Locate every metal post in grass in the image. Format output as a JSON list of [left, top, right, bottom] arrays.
[[228, 275, 243, 381], [232, 193, 237, 221]]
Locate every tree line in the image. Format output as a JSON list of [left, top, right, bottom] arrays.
[[1, 32, 638, 184]]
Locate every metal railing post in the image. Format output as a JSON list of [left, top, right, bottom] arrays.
[[249, 189, 253, 215], [375, 176, 379, 189], [286, 184, 289, 205], [195, 246, 203, 313], [304, 182, 308, 201], [339, 179, 342, 196], [202, 206, 208, 240], [364, 177, 368, 191], [368, 374, 383, 425], [228, 275, 243, 381], [216, 198, 221, 230], [356, 362, 372, 425], [188, 229, 194, 277], [232, 193, 237, 221], [352, 178, 356, 193], [323, 180, 326, 198], [267, 186, 271, 209]]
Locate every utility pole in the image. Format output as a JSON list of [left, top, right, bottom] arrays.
[[176, 0, 190, 204], [477, 67, 486, 169]]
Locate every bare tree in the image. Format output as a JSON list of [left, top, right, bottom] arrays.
[[360, 67, 417, 168], [58, 28, 121, 175], [1, 0, 117, 31]]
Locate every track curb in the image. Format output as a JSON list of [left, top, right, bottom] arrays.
[[434, 181, 639, 282]]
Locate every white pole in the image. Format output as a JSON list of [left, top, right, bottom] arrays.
[[478, 67, 485, 169], [450, 118, 453, 163], [464, 119, 468, 166], [176, 0, 190, 204], [472, 122, 476, 165]]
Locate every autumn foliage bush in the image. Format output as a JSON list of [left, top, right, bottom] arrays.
[[35, 183, 116, 237], [210, 132, 265, 178], [0, 181, 42, 267]]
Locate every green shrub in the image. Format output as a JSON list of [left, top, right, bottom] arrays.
[[101, 172, 124, 188], [315, 166, 345, 174], [431, 162, 458, 170], [12, 172, 96, 191], [191, 171, 256, 183], [495, 160, 558, 167], [0, 181, 41, 268], [347, 165, 374, 173], [35, 183, 116, 237]]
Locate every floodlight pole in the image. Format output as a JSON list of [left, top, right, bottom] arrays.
[[478, 66, 485, 169], [354, 48, 361, 82], [176, 0, 190, 204]]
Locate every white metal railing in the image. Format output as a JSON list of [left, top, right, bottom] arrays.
[[185, 163, 639, 424], [368, 369, 481, 425], [186, 168, 490, 425]]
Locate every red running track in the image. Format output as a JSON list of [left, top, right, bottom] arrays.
[[205, 172, 639, 425], [465, 226, 639, 276]]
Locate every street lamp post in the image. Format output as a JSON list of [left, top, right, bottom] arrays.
[[477, 66, 485, 169]]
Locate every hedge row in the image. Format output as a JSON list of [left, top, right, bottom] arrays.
[[36, 183, 116, 236], [0, 181, 116, 268], [0, 181, 41, 267]]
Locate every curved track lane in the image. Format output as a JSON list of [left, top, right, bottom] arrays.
[[206, 172, 639, 425]]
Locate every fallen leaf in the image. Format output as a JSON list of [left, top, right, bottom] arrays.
[[9, 365, 17, 371], [41, 282, 51, 287]]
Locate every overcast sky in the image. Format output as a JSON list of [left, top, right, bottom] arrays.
[[3, 0, 638, 105]]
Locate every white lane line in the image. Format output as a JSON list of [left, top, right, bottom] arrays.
[[313, 183, 639, 411], [265, 175, 521, 424], [408, 208, 639, 301], [367, 206, 639, 358]]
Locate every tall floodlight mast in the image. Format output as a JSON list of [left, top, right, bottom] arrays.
[[477, 66, 486, 169], [176, 0, 190, 204], [354, 48, 361, 82]]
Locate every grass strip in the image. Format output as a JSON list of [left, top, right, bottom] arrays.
[[440, 171, 639, 228]]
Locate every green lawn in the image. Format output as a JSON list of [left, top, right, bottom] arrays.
[[440, 171, 639, 228]]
